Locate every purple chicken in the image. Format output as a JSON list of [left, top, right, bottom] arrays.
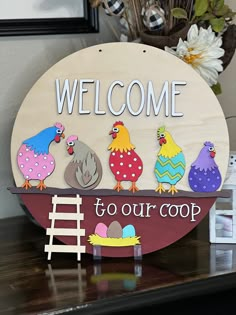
[[188, 141, 222, 192]]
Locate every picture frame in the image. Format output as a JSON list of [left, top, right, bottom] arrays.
[[0, 0, 99, 36]]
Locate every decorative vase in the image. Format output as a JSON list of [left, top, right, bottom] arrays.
[[221, 24, 236, 71], [139, 21, 190, 50]]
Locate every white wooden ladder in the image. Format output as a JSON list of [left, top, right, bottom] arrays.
[[45, 194, 86, 260]]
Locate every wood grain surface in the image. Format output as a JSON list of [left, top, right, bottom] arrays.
[[1, 215, 236, 315]]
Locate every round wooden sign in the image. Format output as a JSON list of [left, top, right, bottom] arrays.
[[10, 42, 229, 258]]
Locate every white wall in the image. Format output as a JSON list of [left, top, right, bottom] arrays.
[[0, 9, 120, 218], [0, 0, 84, 19], [218, 0, 236, 151]]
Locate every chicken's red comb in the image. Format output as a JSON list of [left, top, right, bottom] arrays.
[[54, 122, 65, 131], [113, 121, 124, 127], [204, 141, 214, 147], [66, 135, 78, 143]]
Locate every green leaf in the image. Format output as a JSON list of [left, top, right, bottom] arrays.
[[200, 13, 215, 20], [211, 82, 222, 95], [215, 0, 224, 11], [225, 8, 236, 19], [209, 0, 217, 9], [210, 17, 225, 32], [215, 4, 230, 16], [171, 8, 188, 19], [195, 0, 209, 16]]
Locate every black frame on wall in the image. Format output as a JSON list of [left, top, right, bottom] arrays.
[[0, 0, 99, 36]]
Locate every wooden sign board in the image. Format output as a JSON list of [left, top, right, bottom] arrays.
[[10, 42, 229, 259]]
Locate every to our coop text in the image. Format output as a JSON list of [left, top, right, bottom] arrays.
[[94, 198, 201, 222]]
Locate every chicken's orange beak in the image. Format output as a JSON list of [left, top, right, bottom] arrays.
[[55, 132, 65, 143]]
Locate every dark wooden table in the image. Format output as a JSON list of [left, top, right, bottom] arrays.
[[1, 215, 236, 315]]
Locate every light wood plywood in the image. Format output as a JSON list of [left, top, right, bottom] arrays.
[[11, 42, 229, 191]]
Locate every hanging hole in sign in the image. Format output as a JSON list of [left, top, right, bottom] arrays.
[[143, 50, 146, 53], [99, 49, 102, 52]]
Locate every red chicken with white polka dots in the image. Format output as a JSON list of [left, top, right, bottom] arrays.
[[108, 121, 143, 193]]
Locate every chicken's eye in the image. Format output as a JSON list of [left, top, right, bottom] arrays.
[[113, 127, 119, 133], [68, 141, 74, 146], [209, 147, 214, 152], [160, 133, 165, 138], [56, 129, 62, 134]]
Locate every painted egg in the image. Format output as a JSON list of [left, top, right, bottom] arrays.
[[123, 280, 136, 291], [142, 6, 165, 31], [95, 222, 108, 238], [107, 221, 123, 238], [102, 0, 125, 16], [122, 224, 136, 238], [97, 280, 109, 292]]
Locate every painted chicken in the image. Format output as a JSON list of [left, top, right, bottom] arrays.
[[108, 121, 143, 193], [64, 135, 102, 189], [188, 141, 222, 192], [154, 126, 186, 195], [17, 122, 65, 190]]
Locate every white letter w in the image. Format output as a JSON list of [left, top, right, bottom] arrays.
[[56, 79, 78, 114]]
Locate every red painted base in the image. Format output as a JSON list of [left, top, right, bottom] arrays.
[[19, 191, 216, 257]]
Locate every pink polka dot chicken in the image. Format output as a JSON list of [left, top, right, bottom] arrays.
[[17, 122, 65, 190]]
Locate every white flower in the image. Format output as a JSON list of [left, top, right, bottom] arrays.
[[165, 24, 225, 86]]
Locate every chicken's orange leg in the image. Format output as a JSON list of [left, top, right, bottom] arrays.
[[36, 180, 47, 191], [155, 183, 165, 194], [22, 180, 32, 190], [113, 181, 123, 192], [129, 182, 139, 193], [168, 185, 178, 195]]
